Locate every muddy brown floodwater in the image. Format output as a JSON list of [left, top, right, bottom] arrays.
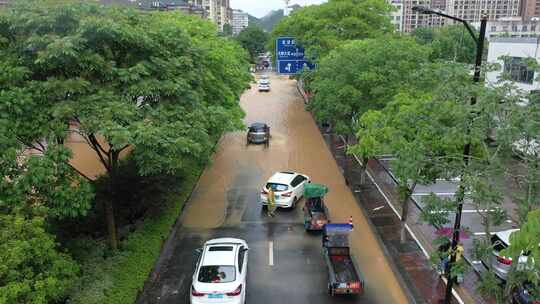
[[179, 74, 410, 303]]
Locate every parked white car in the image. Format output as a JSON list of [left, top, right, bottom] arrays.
[[260, 171, 310, 208], [512, 138, 539, 157], [486, 228, 538, 282], [191, 238, 249, 304]]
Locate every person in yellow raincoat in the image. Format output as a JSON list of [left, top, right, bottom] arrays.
[[267, 187, 276, 217]]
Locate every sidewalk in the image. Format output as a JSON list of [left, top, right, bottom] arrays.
[[321, 131, 493, 304]]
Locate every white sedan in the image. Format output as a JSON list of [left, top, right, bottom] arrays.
[[257, 79, 270, 92], [260, 171, 310, 208], [191, 238, 249, 304]]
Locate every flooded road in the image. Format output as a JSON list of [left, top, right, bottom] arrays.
[[138, 74, 410, 304]]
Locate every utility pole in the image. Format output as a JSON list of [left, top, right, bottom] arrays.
[[412, 6, 488, 304]]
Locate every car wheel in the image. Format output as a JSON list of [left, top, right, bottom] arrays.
[[291, 197, 298, 209]]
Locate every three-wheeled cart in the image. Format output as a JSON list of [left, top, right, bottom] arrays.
[[323, 224, 364, 296], [302, 183, 329, 231]]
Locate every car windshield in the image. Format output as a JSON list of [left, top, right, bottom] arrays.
[[198, 265, 236, 283], [259, 80, 269, 85], [266, 183, 289, 192]]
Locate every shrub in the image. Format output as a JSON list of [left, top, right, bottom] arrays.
[[0, 215, 79, 304]]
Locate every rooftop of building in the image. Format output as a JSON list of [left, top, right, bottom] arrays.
[[490, 37, 540, 43]]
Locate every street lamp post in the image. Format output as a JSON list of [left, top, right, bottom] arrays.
[[412, 6, 488, 304]]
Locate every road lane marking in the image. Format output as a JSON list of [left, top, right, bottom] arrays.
[[412, 192, 458, 196], [269, 241, 274, 266], [462, 209, 495, 213]]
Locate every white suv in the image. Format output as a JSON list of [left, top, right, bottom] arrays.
[[191, 238, 249, 304], [260, 171, 310, 208]]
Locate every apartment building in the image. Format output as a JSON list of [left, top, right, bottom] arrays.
[[189, 0, 231, 31], [521, 0, 540, 20], [401, 0, 448, 32], [481, 17, 540, 39], [486, 37, 540, 93], [0, 0, 9, 8], [389, 0, 405, 31], [399, 0, 521, 32], [447, 0, 521, 23], [232, 9, 249, 35]]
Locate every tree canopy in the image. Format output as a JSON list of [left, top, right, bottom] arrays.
[[307, 36, 431, 135], [269, 0, 394, 59], [235, 25, 268, 63], [0, 0, 251, 250], [0, 215, 79, 304], [412, 25, 478, 64]]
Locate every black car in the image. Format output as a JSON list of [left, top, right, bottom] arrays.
[[247, 123, 270, 145], [513, 282, 539, 304]]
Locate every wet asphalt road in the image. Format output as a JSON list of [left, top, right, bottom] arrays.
[[137, 74, 410, 304]]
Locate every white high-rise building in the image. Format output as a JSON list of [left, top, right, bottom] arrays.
[[486, 37, 540, 93], [232, 9, 249, 35], [189, 0, 231, 31], [389, 0, 404, 32]]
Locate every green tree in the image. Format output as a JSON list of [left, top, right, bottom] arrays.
[[502, 210, 540, 301], [412, 25, 478, 64], [411, 27, 435, 44], [0, 214, 79, 304], [351, 92, 466, 242], [235, 25, 268, 63], [0, 142, 94, 219], [497, 89, 540, 224], [308, 36, 430, 181], [309, 36, 430, 135], [0, 1, 251, 249], [222, 23, 233, 36], [269, 0, 394, 59]]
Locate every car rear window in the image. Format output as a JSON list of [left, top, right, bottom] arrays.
[[249, 125, 266, 132], [266, 183, 288, 192], [198, 265, 236, 283], [209, 246, 233, 252], [491, 235, 508, 252]]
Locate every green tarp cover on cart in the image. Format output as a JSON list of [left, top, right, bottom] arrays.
[[304, 183, 329, 198]]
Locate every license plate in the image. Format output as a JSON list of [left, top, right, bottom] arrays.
[[208, 294, 223, 299]]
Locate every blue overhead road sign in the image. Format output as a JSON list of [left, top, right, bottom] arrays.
[[276, 37, 314, 75], [276, 37, 305, 60], [277, 60, 316, 75]]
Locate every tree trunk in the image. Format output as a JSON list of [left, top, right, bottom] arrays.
[[104, 199, 118, 251], [400, 182, 416, 244], [360, 157, 368, 185], [344, 134, 349, 185], [400, 196, 409, 244], [105, 151, 120, 251], [483, 216, 493, 268]]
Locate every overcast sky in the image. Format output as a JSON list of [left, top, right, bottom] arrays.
[[230, 0, 327, 18]]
